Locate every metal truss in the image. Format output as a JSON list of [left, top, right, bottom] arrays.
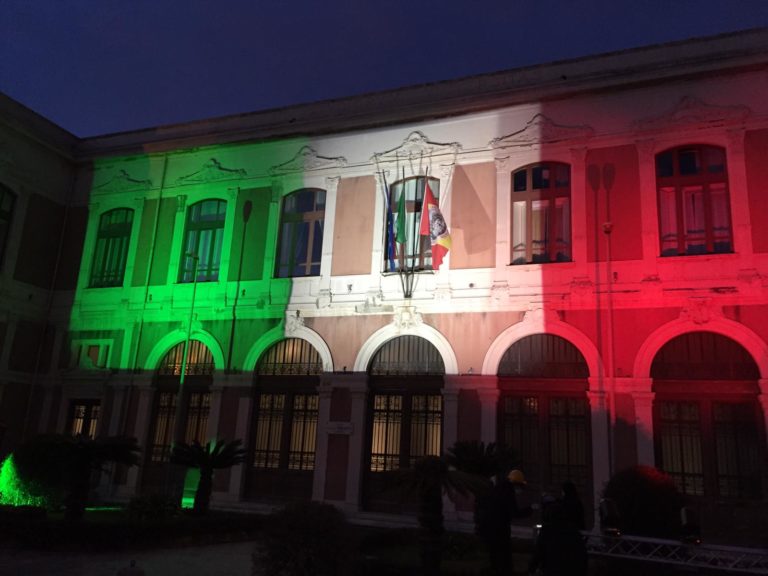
[[584, 533, 768, 574]]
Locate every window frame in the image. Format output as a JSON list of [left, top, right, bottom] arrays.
[[383, 176, 440, 273], [275, 188, 326, 278], [178, 199, 227, 283], [655, 144, 733, 257], [89, 208, 134, 288], [509, 162, 572, 265]]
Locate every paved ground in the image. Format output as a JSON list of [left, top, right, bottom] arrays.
[[0, 541, 255, 576]]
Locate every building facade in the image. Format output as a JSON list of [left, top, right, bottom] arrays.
[[1, 29, 767, 542]]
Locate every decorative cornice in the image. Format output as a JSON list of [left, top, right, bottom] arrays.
[[372, 131, 461, 166], [94, 169, 153, 192], [176, 158, 246, 185], [270, 146, 347, 176], [635, 96, 750, 132], [491, 114, 594, 151]]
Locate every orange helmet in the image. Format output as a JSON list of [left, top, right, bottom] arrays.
[[508, 469, 526, 484]]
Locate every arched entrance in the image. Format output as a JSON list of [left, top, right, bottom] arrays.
[[142, 340, 214, 492], [497, 334, 592, 520], [363, 335, 445, 513], [244, 338, 321, 502], [652, 332, 765, 516]]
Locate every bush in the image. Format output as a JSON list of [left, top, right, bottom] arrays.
[[254, 501, 352, 576], [601, 465, 684, 538], [127, 492, 180, 522]]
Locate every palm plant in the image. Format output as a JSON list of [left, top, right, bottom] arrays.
[[397, 455, 487, 576], [12, 434, 141, 521], [170, 438, 245, 515], [444, 440, 519, 480]]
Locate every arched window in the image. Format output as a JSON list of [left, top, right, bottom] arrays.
[[0, 184, 16, 269], [364, 335, 444, 513], [275, 189, 325, 278], [179, 199, 227, 282], [652, 332, 763, 500], [656, 145, 732, 256], [383, 177, 440, 272], [89, 208, 134, 287], [510, 163, 571, 264], [148, 340, 214, 465], [498, 335, 590, 498], [247, 338, 321, 502]]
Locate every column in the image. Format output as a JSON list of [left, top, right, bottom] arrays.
[[477, 387, 500, 445], [121, 376, 154, 498], [587, 390, 610, 529], [226, 387, 252, 502], [631, 390, 656, 467], [311, 376, 334, 501], [441, 376, 462, 452], [345, 375, 368, 513], [205, 377, 226, 440]]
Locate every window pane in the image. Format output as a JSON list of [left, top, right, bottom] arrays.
[[276, 189, 325, 278], [656, 151, 674, 177], [409, 394, 442, 465], [532, 165, 550, 189], [531, 200, 549, 263], [682, 186, 706, 254], [659, 186, 678, 256], [370, 395, 402, 472], [288, 394, 319, 471], [513, 170, 527, 192], [90, 208, 133, 287], [180, 200, 225, 283], [658, 401, 704, 496], [679, 149, 701, 175], [710, 183, 732, 253], [714, 402, 762, 499], [253, 394, 285, 469], [512, 201, 527, 264], [554, 197, 570, 262]]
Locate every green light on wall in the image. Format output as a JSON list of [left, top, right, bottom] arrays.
[[0, 455, 47, 508]]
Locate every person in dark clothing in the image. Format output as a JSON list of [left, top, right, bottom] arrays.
[[528, 500, 588, 576], [476, 469, 531, 576], [561, 481, 585, 531]]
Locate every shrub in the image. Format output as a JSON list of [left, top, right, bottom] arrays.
[[601, 465, 684, 538], [254, 501, 352, 576], [127, 492, 180, 522]]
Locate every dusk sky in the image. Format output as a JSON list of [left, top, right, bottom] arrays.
[[2, 1, 767, 137]]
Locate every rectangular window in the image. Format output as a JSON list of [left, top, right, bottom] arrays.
[[0, 185, 16, 269], [549, 398, 589, 488], [658, 401, 704, 496], [253, 394, 285, 469], [714, 402, 762, 499], [370, 394, 403, 472], [90, 208, 133, 287], [69, 400, 100, 439], [184, 392, 210, 445], [409, 394, 442, 465], [288, 394, 319, 471], [151, 392, 177, 462], [179, 200, 226, 283], [383, 177, 439, 272], [276, 189, 325, 278]]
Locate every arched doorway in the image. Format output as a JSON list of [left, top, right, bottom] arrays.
[[363, 335, 445, 513], [244, 338, 321, 502], [652, 331, 765, 534], [497, 334, 592, 520], [142, 340, 214, 492]]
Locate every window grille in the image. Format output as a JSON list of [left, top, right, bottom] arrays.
[[498, 334, 588, 378], [368, 335, 445, 376], [657, 401, 705, 496], [651, 332, 759, 380], [288, 394, 319, 471], [256, 338, 322, 376], [253, 394, 285, 469], [158, 340, 215, 376], [150, 391, 177, 462]]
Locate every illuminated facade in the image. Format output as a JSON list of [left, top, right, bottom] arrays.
[[1, 30, 767, 541]]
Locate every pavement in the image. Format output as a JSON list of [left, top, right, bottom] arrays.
[[0, 541, 255, 576]]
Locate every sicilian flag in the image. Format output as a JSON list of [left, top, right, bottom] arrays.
[[419, 180, 451, 270]]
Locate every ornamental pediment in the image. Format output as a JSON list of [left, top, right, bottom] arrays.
[[270, 146, 347, 175], [373, 131, 461, 167], [94, 169, 153, 192], [491, 114, 594, 150], [176, 158, 246, 185], [635, 96, 750, 132]]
